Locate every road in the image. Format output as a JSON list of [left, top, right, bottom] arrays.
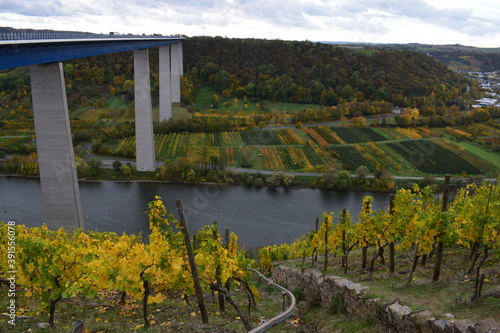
[[83, 154, 453, 181], [227, 167, 452, 181], [260, 112, 397, 130]]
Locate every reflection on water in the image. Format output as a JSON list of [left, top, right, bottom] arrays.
[[0, 177, 390, 247]]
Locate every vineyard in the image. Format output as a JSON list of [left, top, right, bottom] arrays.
[[240, 130, 282, 145], [329, 146, 375, 171], [332, 127, 387, 143], [0, 136, 30, 149], [0, 197, 260, 331], [258, 182, 500, 314], [2, 98, 498, 175], [386, 140, 482, 174], [104, 123, 500, 175]]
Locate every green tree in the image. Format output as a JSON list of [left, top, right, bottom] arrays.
[[266, 172, 283, 189], [336, 170, 352, 190], [282, 174, 295, 187], [355, 165, 369, 180], [211, 94, 220, 107], [244, 83, 255, 97], [63, 63, 74, 77], [186, 169, 196, 182], [123, 80, 134, 93], [112, 159, 122, 172], [121, 164, 132, 177], [87, 158, 103, 177], [321, 168, 337, 189]]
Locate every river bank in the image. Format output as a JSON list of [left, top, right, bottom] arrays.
[[0, 165, 447, 194]]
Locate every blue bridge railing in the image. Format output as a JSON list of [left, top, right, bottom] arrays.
[[0, 32, 180, 41]]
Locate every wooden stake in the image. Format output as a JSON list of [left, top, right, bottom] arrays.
[[176, 199, 209, 324]]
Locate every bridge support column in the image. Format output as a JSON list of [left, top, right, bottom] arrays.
[[159, 45, 172, 121], [177, 41, 184, 77], [170, 42, 182, 104], [134, 49, 156, 171], [30, 62, 85, 230]]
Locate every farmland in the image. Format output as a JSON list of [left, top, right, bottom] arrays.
[[386, 140, 482, 174], [105, 120, 500, 177], [1, 90, 498, 177]]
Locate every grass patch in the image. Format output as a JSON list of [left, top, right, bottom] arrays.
[[152, 106, 192, 122], [194, 86, 218, 108], [173, 107, 192, 120], [193, 87, 319, 115], [105, 96, 130, 109], [262, 101, 320, 113], [454, 141, 500, 170]]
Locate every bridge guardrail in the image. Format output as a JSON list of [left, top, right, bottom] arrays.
[[0, 32, 181, 41], [248, 268, 296, 333]]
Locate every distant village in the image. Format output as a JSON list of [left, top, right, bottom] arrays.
[[469, 70, 500, 108]]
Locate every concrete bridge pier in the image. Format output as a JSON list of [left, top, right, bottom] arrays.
[[159, 45, 172, 122], [30, 62, 85, 230], [170, 42, 182, 105], [134, 49, 156, 171]]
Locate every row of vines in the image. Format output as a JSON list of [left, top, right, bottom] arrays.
[[112, 122, 499, 151], [386, 140, 482, 174], [0, 197, 256, 328], [112, 137, 493, 174], [258, 182, 499, 298], [106, 123, 499, 173]]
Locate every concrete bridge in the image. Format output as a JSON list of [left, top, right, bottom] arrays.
[[0, 31, 184, 230]]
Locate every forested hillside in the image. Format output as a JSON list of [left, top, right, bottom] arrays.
[[0, 36, 477, 117], [183, 37, 473, 108]]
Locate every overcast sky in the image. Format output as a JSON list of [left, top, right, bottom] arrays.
[[1, 0, 499, 47]]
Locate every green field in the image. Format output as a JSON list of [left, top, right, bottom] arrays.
[[194, 86, 320, 114], [454, 141, 500, 169]]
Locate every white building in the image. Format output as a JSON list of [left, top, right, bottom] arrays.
[[473, 98, 498, 108]]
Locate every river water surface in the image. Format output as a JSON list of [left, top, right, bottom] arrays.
[[1, 176, 390, 247]]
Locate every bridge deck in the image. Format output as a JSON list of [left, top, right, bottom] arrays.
[[0, 34, 184, 70]]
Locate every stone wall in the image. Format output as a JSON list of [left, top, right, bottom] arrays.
[[272, 265, 499, 333]]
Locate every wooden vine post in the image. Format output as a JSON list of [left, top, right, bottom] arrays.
[[389, 194, 395, 274], [323, 216, 329, 272], [433, 174, 450, 282], [175, 199, 209, 324], [341, 209, 347, 269], [213, 222, 226, 313]]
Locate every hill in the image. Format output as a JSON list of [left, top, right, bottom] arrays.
[[0, 35, 478, 115], [184, 37, 473, 108], [353, 42, 500, 72], [2, 32, 498, 182]]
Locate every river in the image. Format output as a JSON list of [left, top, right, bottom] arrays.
[[0, 176, 391, 247]]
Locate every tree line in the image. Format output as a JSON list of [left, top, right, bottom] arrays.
[[0, 36, 478, 116], [184, 37, 475, 108]]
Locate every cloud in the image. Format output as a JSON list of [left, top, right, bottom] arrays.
[[0, 0, 103, 17], [0, 0, 498, 46], [343, 0, 500, 38]]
